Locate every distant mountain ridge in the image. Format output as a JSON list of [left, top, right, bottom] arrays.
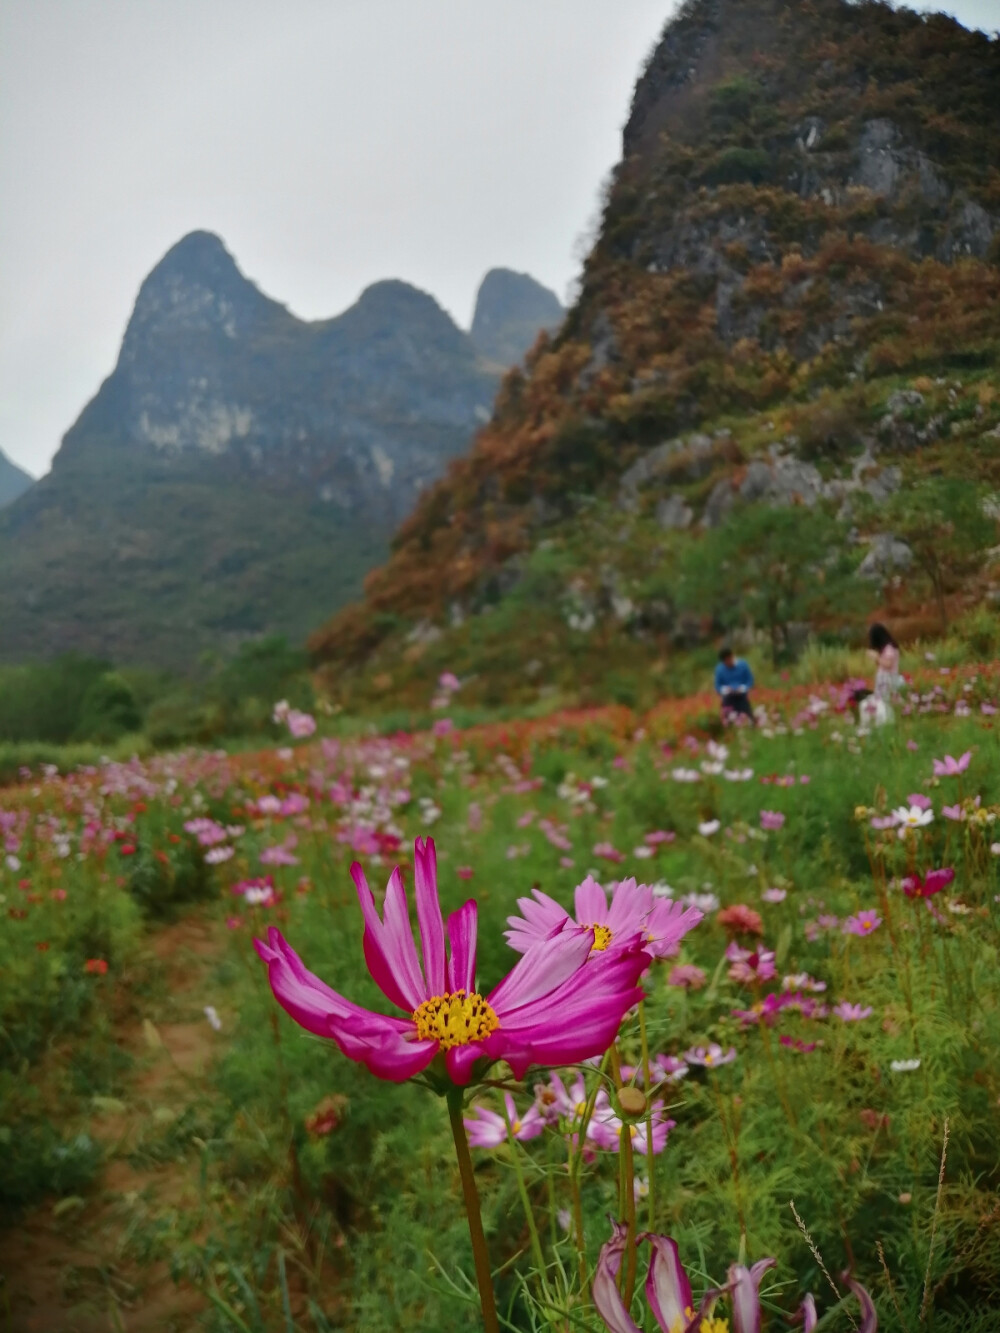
[[470, 269, 564, 366], [0, 232, 561, 665], [0, 448, 32, 509]]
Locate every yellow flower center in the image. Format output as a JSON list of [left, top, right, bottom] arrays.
[[670, 1315, 728, 1333], [411, 990, 499, 1049], [586, 923, 613, 951]]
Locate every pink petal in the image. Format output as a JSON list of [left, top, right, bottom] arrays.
[[488, 924, 594, 1013], [414, 836, 446, 994], [644, 1235, 693, 1333], [352, 863, 426, 1011], [446, 900, 478, 993], [592, 1222, 642, 1333], [574, 875, 609, 924]]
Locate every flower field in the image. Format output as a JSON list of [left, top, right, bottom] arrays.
[[3, 673, 1000, 1331]]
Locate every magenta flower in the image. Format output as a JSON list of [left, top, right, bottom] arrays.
[[255, 838, 650, 1086], [901, 867, 955, 899], [907, 793, 932, 811], [833, 1002, 873, 1021], [505, 876, 702, 960], [464, 1092, 544, 1148], [844, 910, 882, 937], [759, 810, 785, 831], [933, 751, 971, 777]]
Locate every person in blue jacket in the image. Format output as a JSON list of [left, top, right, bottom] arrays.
[[714, 646, 755, 724]]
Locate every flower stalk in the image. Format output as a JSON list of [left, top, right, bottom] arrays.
[[447, 1086, 500, 1333]]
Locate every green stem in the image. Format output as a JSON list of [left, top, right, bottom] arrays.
[[503, 1104, 547, 1283], [638, 1000, 656, 1230], [447, 1088, 500, 1333], [621, 1121, 638, 1308]]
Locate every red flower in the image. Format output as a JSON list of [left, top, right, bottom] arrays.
[[120, 844, 137, 856], [84, 958, 108, 975], [36, 941, 50, 952]]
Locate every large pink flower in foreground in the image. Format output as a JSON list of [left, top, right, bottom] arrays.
[[505, 876, 702, 959], [255, 838, 650, 1086]]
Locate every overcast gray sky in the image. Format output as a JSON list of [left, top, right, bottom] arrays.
[[1, 1, 995, 478]]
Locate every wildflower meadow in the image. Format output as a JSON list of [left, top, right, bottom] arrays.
[[2, 668, 1000, 1331]]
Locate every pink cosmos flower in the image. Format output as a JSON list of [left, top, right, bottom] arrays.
[[933, 751, 971, 777], [780, 1036, 822, 1053], [505, 876, 702, 960], [760, 810, 785, 831], [833, 1002, 873, 1021], [593, 842, 625, 863], [651, 1054, 689, 1084], [907, 793, 932, 811], [667, 963, 707, 989], [644, 830, 675, 846], [725, 941, 777, 985], [438, 671, 460, 692], [588, 1099, 675, 1155], [684, 1043, 737, 1068], [941, 804, 964, 821], [464, 1092, 544, 1147], [456, 866, 474, 880], [255, 838, 650, 1085], [844, 910, 882, 937], [761, 887, 787, 903], [901, 867, 955, 899]]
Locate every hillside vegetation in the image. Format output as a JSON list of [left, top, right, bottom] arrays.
[[310, 0, 1000, 709]]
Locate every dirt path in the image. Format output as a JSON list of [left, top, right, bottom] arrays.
[[1, 913, 228, 1333]]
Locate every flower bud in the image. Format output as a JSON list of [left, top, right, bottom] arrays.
[[617, 1086, 647, 1118]]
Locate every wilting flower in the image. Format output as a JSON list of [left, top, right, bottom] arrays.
[[901, 867, 955, 899], [932, 751, 971, 777], [464, 1092, 544, 1148], [505, 876, 702, 960], [255, 839, 650, 1085], [844, 910, 882, 937], [593, 1223, 776, 1333]]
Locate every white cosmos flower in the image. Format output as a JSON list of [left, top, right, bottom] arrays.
[[672, 767, 701, 783], [892, 805, 934, 836], [700, 761, 724, 775], [890, 1058, 921, 1073], [698, 819, 721, 837]]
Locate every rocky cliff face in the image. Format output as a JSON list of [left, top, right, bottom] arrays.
[[470, 269, 564, 367], [0, 448, 32, 510], [0, 233, 555, 665], [310, 0, 1000, 690]]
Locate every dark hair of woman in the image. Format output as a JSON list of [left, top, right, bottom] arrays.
[[868, 622, 898, 652]]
